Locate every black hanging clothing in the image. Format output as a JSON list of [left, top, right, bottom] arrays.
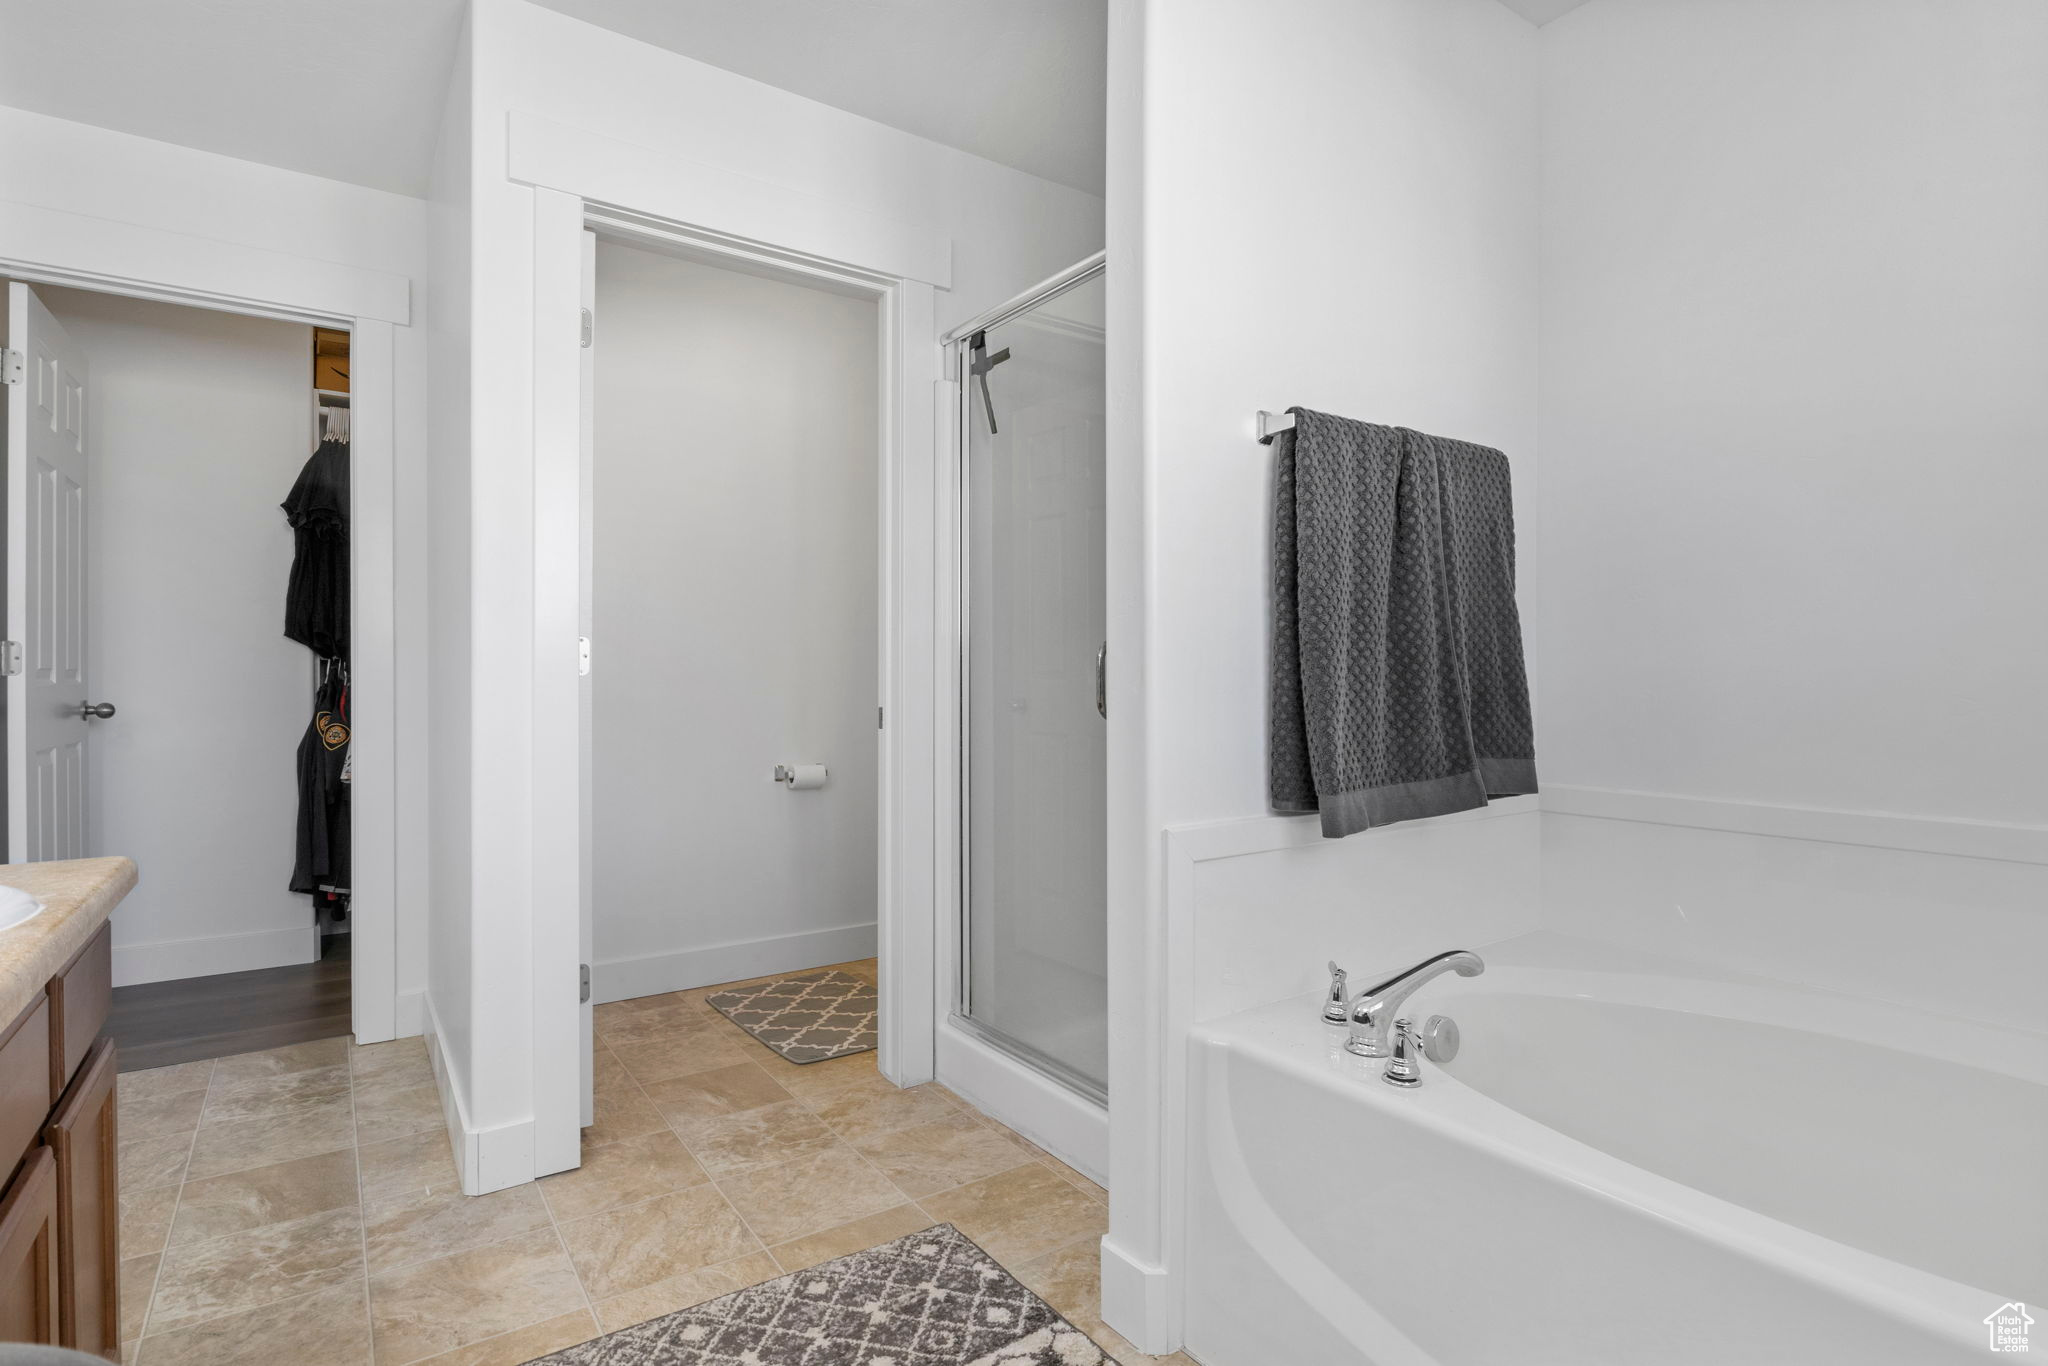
[[290, 668, 352, 896], [283, 439, 350, 659], [285, 437, 351, 902]]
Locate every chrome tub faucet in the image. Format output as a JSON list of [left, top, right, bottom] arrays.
[[1343, 950, 1485, 1058]]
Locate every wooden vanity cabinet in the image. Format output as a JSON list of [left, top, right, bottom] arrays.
[[0, 1147, 58, 1345], [48, 1040, 117, 1355], [0, 1000, 52, 1167], [0, 923, 117, 1358], [48, 926, 111, 1097]]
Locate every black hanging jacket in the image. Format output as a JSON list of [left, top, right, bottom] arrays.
[[282, 439, 350, 660]]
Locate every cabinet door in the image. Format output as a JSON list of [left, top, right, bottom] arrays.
[[0, 998, 52, 1168], [49, 924, 112, 1098], [0, 1147, 60, 1345], [47, 1038, 116, 1358]]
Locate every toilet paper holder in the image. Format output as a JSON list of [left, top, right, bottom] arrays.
[[772, 764, 829, 788]]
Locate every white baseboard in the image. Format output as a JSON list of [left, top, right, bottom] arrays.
[[424, 994, 537, 1194], [1099, 1236, 1179, 1357], [112, 923, 319, 987], [469, 1116, 538, 1193], [422, 996, 470, 1188], [592, 922, 878, 1004], [394, 989, 426, 1039]]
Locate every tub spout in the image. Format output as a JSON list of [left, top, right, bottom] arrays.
[[1345, 950, 1485, 1058]]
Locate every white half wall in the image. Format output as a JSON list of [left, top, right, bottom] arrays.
[[38, 287, 319, 985], [589, 242, 879, 1001], [1541, 789, 2048, 1037], [1184, 805, 1544, 1029], [1095, 802, 1543, 1357]]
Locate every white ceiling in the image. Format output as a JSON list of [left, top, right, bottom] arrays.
[[0, 0, 470, 199], [0, 0, 1106, 200], [0, 0, 1588, 202], [530, 0, 1107, 194], [1495, 0, 1597, 25]]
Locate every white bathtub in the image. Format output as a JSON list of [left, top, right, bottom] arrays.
[[1184, 934, 2047, 1365]]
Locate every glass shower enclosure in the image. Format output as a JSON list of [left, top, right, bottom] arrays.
[[952, 255, 1108, 1102]]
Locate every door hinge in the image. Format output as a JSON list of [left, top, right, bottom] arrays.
[[580, 963, 592, 1004], [579, 309, 593, 348], [1, 350, 22, 386], [577, 636, 592, 677], [877, 706, 884, 730], [0, 642, 20, 677]]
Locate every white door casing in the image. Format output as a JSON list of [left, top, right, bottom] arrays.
[[578, 227, 597, 1130], [6, 283, 92, 862], [514, 106, 953, 1179], [527, 205, 942, 1176], [529, 185, 588, 1179], [0, 220, 405, 1051]]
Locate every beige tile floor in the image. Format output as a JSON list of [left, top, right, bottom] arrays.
[[115, 958, 1194, 1366]]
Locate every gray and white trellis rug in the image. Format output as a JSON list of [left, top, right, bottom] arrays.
[[707, 969, 878, 1063], [527, 1223, 1119, 1365]]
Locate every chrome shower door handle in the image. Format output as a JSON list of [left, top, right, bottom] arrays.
[[1094, 642, 1107, 719], [79, 702, 115, 720]]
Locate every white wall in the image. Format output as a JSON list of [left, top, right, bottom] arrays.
[[1136, 0, 1542, 829], [430, 0, 1103, 1175], [424, 16, 476, 1106], [1103, 0, 1540, 1349], [1538, 0, 2048, 823], [36, 287, 318, 983], [0, 106, 433, 1019], [1533, 0, 2048, 1037], [590, 242, 879, 999]]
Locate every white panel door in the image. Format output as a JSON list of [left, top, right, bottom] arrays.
[[5, 284, 92, 864]]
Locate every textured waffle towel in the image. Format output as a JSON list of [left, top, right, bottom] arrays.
[[1269, 408, 1536, 837]]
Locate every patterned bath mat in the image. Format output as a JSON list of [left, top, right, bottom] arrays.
[[707, 970, 877, 1063], [527, 1223, 1119, 1365]]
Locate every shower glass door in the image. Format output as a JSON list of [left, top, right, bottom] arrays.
[[959, 261, 1107, 1101]]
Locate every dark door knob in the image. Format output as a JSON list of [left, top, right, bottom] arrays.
[[79, 702, 115, 720]]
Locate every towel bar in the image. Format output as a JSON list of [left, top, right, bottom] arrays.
[[1256, 410, 1296, 444]]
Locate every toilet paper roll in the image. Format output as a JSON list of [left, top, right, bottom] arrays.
[[782, 763, 829, 790]]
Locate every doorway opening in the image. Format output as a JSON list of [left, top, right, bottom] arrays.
[[578, 235, 885, 1096], [3, 280, 360, 1067]]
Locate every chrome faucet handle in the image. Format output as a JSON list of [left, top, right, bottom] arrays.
[[1344, 949, 1485, 1059], [1382, 1019, 1424, 1088], [1322, 961, 1350, 1025]]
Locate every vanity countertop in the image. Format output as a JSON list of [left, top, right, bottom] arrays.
[[0, 857, 137, 1029]]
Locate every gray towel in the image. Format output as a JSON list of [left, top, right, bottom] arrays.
[[1270, 408, 1536, 837]]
